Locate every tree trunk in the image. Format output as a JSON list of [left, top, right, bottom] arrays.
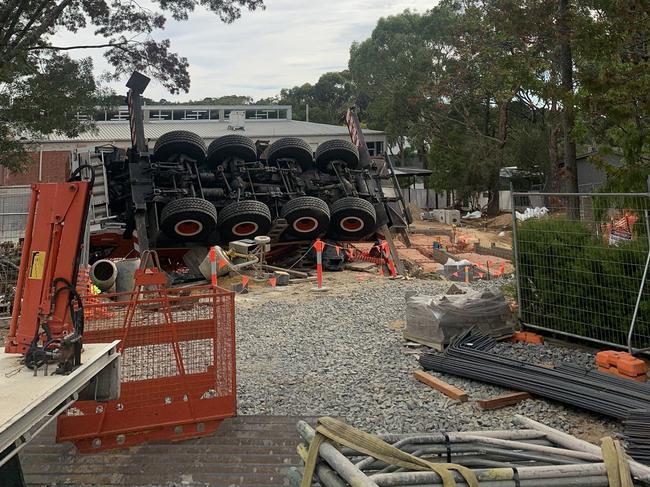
[[558, 0, 579, 217], [487, 101, 508, 216]]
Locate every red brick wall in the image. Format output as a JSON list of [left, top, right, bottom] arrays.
[[0, 151, 70, 186]]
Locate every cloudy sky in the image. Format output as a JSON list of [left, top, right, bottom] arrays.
[[56, 0, 437, 102]]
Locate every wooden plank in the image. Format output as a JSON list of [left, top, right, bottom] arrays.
[[403, 332, 445, 352], [413, 370, 468, 402], [477, 392, 532, 410]]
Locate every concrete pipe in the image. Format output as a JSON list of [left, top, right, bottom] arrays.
[[90, 260, 118, 292], [115, 258, 141, 296]]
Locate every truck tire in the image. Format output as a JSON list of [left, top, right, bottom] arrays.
[[219, 200, 272, 241], [207, 134, 257, 168], [267, 137, 314, 170], [281, 196, 330, 239], [160, 197, 217, 242], [330, 197, 377, 240], [316, 139, 359, 172], [153, 130, 207, 163]]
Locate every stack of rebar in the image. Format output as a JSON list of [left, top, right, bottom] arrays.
[[291, 416, 650, 486], [419, 330, 650, 419], [624, 409, 650, 465], [419, 329, 650, 465]]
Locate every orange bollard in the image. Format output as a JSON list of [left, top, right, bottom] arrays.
[[209, 246, 217, 287], [313, 238, 325, 289]]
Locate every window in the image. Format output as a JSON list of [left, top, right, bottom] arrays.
[[366, 141, 384, 156]]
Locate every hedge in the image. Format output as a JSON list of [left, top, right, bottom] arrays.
[[516, 216, 650, 348]]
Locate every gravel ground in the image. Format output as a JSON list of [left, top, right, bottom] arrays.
[[235, 274, 619, 442]]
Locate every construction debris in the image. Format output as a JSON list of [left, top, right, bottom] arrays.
[[404, 288, 514, 349], [511, 331, 545, 344], [292, 416, 650, 486], [420, 330, 650, 422], [596, 350, 648, 381], [413, 370, 468, 402], [477, 392, 531, 410]]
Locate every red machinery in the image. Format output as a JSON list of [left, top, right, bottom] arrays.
[[4, 177, 92, 373]]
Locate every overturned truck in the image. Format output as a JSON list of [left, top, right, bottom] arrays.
[[79, 75, 409, 265]]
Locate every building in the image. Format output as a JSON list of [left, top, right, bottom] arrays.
[[576, 149, 623, 193], [9, 105, 386, 186]]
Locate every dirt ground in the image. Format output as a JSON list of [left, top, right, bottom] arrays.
[[409, 217, 513, 249]]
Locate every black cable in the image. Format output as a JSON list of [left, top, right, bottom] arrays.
[[68, 164, 96, 187]]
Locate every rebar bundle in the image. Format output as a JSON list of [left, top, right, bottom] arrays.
[[419, 330, 650, 466], [624, 410, 650, 465], [419, 330, 650, 419]]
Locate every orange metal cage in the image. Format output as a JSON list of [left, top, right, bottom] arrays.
[[57, 284, 236, 452]]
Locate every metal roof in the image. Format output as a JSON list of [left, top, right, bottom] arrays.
[[39, 120, 385, 143], [392, 167, 433, 177]]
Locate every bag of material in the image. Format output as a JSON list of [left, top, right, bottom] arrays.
[[405, 287, 514, 347]]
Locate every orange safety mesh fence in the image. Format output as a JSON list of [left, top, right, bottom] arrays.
[[56, 284, 236, 452]]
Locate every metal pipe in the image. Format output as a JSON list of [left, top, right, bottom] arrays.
[[627, 201, 650, 353], [371, 476, 609, 487], [297, 421, 379, 487], [510, 182, 522, 322], [370, 464, 609, 486], [513, 415, 650, 482]]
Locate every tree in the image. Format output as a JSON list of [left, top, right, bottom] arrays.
[[0, 0, 264, 168], [349, 10, 440, 164], [275, 71, 354, 125], [192, 95, 254, 105], [573, 0, 650, 191]]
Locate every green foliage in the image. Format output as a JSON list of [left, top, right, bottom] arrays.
[[0, 54, 102, 171], [275, 71, 354, 125], [0, 0, 264, 170], [517, 217, 650, 347], [574, 1, 650, 171]]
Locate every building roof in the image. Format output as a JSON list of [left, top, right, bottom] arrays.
[[38, 121, 384, 143], [392, 167, 433, 177]]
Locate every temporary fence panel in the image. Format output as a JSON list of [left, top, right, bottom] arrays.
[[56, 284, 236, 451], [0, 186, 31, 242], [512, 191, 650, 351]]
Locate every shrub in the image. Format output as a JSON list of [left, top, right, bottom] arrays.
[[516, 216, 650, 348]]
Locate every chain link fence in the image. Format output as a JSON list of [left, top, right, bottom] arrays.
[[0, 186, 31, 242], [512, 191, 650, 351], [0, 186, 29, 316]]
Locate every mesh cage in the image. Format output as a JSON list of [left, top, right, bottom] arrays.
[[512, 192, 650, 351], [56, 284, 236, 451]]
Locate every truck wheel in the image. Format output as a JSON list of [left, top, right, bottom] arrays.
[[330, 197, 377, 239], [281, 196, 330, 239], [207, 134, 257, 168], [153, 130, 207, 163], [160, 197, 217, 242], [316, 139, 359, 172], [219, 200, 272, 241], [267, 137, 314, 170]]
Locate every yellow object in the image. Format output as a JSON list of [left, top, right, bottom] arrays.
[[301, 417, 479, 487], [28, 251, 46, 279], [601, 436, 633, 487]]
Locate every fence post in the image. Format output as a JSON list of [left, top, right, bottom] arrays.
[[627, 178, 650, 353], [511, 184, 523, 324]]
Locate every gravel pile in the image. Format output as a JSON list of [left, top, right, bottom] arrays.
[[236, 277, 618, 439]]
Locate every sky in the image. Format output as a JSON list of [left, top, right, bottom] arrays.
[[54, 0, 437, 102]]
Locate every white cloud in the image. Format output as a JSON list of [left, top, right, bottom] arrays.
[[53, 0, 437, 101]]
